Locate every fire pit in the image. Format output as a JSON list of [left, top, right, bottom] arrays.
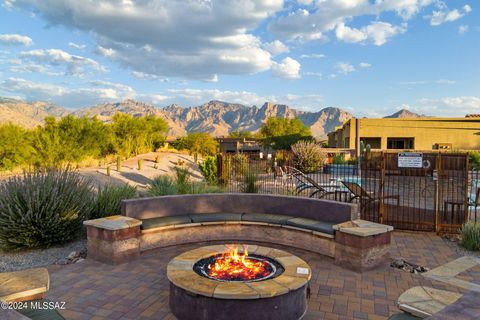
[[167, 244, 311, 320]]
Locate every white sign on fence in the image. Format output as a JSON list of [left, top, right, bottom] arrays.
[[398, 152, 423, 168]]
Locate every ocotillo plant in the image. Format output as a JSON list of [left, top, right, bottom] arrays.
[[116, 156, 122, 172]]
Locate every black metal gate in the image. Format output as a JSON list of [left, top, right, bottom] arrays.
[[362, 152, 469, 233]]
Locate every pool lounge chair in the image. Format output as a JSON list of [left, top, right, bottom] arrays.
[[283, 166, 336, 198], [342, 181, 400, 212]]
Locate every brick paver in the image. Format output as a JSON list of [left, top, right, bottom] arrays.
[[46, 231, 475, 319]]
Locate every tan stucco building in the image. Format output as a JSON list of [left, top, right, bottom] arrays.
[[328, 117, 480, 151]]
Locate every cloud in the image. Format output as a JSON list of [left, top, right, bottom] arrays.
[[458, 25, 469, 35], [0, 76, 328, 111], [0, 34, 33, 46], [435, 79, 455, 85], [165, 88, 324, 110], [300, 53, 325, 59], [417, 96, 480, 116], [336, 21, 406, 46], [335, 23, 367, 43], [263, 40, 289, 55], [271, 57, 301, 79], [10, 0, 284, 80], [304, 71, 322, 78], [95, 46, 117, 58], [0, 77, 132, 107], [68, 42, 86, 50], [132, 71, 168, 82], [335, 62, 355, 75], [19, 49, 106, 76], [429, 5, 471, 26], [359, 62, 371, 68], [269, 0, 431, 45]]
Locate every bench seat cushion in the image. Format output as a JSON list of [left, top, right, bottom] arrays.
[[189, 213, 243, 223], [141, 215, 192, 230], [241, 213, 294, 225], [285, 217, 335, 235]]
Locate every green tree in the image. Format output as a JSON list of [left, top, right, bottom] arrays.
[[0, 123, 34, 170], [184, 132, 218, 163], [259, 117, 312, 150], [110, 113, 168, 157], [229, 130, 253, 139]]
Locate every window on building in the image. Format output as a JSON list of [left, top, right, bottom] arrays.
[[387, 138, 414, 149], [433, 143, 452, 150], [360, 137, 381, 149], [344, 137, 350, 148]]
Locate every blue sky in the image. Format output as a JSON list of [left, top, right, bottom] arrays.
[[0, 0, 478, 117]]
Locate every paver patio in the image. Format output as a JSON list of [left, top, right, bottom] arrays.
[[45, 231, 477, 320]]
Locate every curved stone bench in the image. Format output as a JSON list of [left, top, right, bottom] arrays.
[[139, 212, 337, 257], [119, 193, 358, 257], [85, 194, 393, 271]]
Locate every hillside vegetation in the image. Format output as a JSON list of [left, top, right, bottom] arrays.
[[0, 114, 168, 171]]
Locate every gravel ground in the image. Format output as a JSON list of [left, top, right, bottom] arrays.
[[0, 239, 87, 272], [442, 236, 480, 258]]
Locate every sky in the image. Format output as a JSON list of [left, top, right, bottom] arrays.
[[0, 0, 478, 117]]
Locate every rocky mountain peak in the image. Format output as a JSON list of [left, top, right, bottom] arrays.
[[385, 109, 424, 118]]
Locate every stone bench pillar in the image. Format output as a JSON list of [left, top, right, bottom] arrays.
[[84, 215, 142, 265], [333, 219, 393, 272]]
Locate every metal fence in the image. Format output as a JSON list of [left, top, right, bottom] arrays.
[[217, 151, 477, 233]]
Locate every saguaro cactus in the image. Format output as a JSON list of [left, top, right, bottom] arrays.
[[116, 156, 122, 172]]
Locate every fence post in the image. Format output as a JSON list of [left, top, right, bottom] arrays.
[[465, 154, 469, 225], [217, 154, 224, 186], [379, 152, 386, 224], [434, 154, 441, 233]]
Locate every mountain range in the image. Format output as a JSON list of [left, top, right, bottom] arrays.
[[0, 97, 423, 139]]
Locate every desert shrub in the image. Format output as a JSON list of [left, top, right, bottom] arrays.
[[460, 222, 480, 251], [146, 175, 177, 196], [91, 184, 137, 219], [0, 169, 93, 250], [241, 172, 259, 193], [291, 140, 325, 173], [189, 182, 224, 194], [199, 156, 218, 184], [332, 153, 347, 165], [470, 152, 480, 170], [174, 166, 192, 194]]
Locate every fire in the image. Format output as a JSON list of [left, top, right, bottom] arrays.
[[207, 245, 272, 281]]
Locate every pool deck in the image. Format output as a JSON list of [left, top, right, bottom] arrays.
[[45, 231, 479, 320]]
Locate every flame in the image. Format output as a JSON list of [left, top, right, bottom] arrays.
[[207, 245, 271, 281]]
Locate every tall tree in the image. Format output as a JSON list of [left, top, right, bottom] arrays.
[[259, 117, 312, 150], [183, 132, 218, 163], [0, 123, 34, 170]]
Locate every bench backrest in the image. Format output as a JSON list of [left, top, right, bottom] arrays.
[[121, 193, 359, 224]]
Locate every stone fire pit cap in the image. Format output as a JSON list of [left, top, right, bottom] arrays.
[[83, 215, 142, 230], [167, 244, 311, 300], [333, 219, 393, 237]]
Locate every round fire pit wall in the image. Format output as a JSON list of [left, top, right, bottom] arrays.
[[167, 244, 311, 320]]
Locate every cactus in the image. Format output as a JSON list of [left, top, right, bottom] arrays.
[[365, 144, 371, 160], [138, 159, 143, 170], [116, 156, 122, 172], [106, 166, 111, 176]]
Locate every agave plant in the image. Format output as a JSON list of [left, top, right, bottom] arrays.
[[0, 169, 94, 250]]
